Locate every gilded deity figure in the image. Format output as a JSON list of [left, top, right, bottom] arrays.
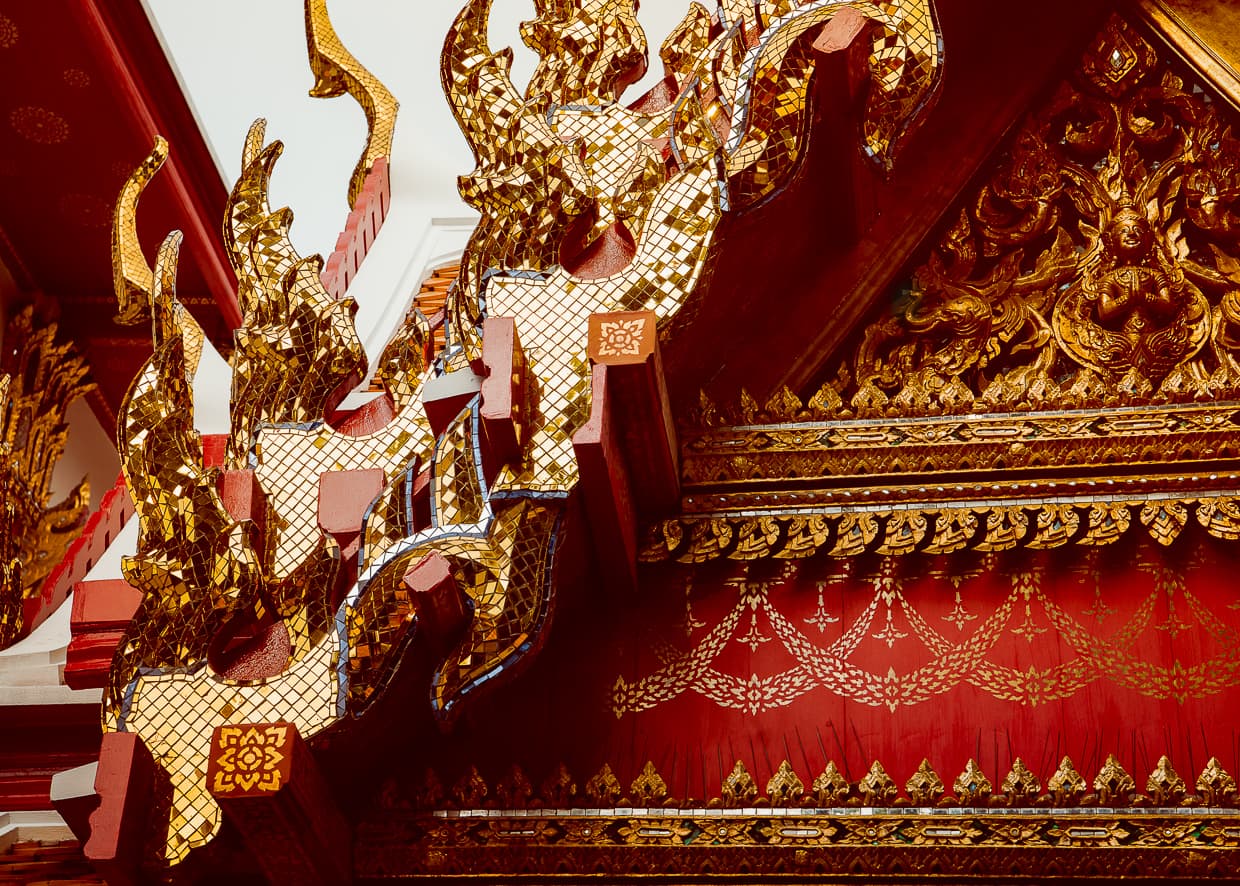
[[1094, 210, 1179, 332], [1056, 205, 1209, 388]]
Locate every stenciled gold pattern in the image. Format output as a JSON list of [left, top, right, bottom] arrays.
[[0, 307, 93, 647], [614, 554, 1240, 717], [210, 724, 289, 795]]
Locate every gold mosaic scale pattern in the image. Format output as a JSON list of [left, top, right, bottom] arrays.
[[724, 0, 940, 185], [254, 405, 434, 578], [224, 119, 368, 470], [487, 164, 721, 494], [347, 498, 559, 714], [121, 629, 340, 864], [304, 0, 398, 208]]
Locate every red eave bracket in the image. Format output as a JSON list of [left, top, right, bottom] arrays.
[[572, 311, 679, 593]]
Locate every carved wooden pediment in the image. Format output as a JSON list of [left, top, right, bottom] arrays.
[[665, 11, 1240, 563]]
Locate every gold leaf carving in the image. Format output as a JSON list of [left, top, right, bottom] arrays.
[[453, 766, 489, 808], [675, 520, 734, 564], [811, 762, 851, 806], [630, 761, 668, 806], [953, 759, 993, 805], [973, 508, 1028, 552], [1195, 498, 1240, 541], [539, 764, 577, 807], [1081, 503, 1133, 546], [822, 15, 1240, 418], [831, 513, 879, 557], [876, 512, 928, 556], [775, 516, 831, 559], [1001, 758, 1042, 805], [1093, 754, 1135, 805], [1146, 755, 1186, 807], [585, 764, 623, 806], [721, 761, 759, 807], [1196, 757, 1238, 806], [1140, 501, 1189, 546], [1048, 757, 1087, 805], [857, 761, 898, 806], [766, 760, 804, 807], [1026, 505, 1080, 550], [924, 511, 978, 555], [906, 759, 945, 806], [730, 518, 781, 560]]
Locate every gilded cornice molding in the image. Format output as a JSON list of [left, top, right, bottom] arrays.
[[1138, 0, 1240, 110]]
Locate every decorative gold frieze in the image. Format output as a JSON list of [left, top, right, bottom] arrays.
[[412, 753, 1240, 813], [644, 493, 1240, 564]]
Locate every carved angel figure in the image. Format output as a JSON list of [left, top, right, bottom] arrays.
[[1056, 202, 1209, 389]]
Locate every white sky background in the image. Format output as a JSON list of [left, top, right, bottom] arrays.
[[141, 0, 702, 262]]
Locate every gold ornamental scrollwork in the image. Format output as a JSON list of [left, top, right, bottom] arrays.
[[781, 14, 1240, 419], [0, 307, 93, 647], [645, 495, 1240, 564]]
